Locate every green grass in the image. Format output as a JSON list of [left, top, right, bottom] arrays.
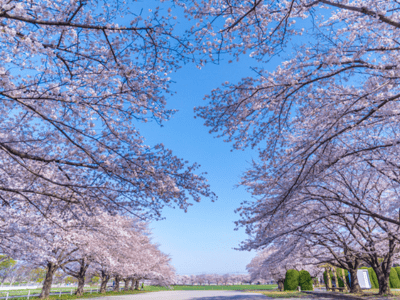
[[0, 287, 99, 297], [0, 284, 277, 299], [0, 288, 150, 300], [247, 291, 312, 298]]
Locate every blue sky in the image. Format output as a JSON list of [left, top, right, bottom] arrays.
[[124, 0, 292, 276], [138, 56, 280, 275]]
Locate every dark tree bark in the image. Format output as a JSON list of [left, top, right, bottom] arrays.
[[76, 276, 85, 296], [134, 279, 139, 290], [363, 238, 395, 295], [61, 258, 90, 297], [320, 246, 362, 294], [277, 279, 284, 291], [348, 269, 362, 293], [100, 270, 110, 293], [375, 268, 391, 295], [39, 262, 58, 299], [123, 278, 130, 291], [129, 278, 135, 290], [75, 259, 89, 296], [324, 275, 329, 290], [113, 275, 121, 292]]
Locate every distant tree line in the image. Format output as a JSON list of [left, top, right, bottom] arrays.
[[173, 274, 267, 286]]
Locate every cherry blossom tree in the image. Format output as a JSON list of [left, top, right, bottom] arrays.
[[213, 274, 222, 285], [62, 258, 92, 296], [178, 275, 191, 285], [190, 0, 400, 195], [0, 203, 175, 297], [204, 274, 214, 285], [0, 0, 216, 225], [0, 210, 84, 298], [247, 244, 322, 291], [82, 211, 177, 292], [221, 273, 232, 285], [179, 0, 400, 295], [188, 0, 400, 224], [0, 256, 16, 285], [239, 161, 400, 294]]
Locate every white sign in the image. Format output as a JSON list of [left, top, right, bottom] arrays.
[[357, 269, 372, 289]]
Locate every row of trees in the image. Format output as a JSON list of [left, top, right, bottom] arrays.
[[0, 256, 100, 287], [0, 206, 176, 298], [3, 0, 400, 297], [174, 274, 254, 286], [244, 165, 400, 294], [187, 0, 400, 297], [0, 1, 215, 299]]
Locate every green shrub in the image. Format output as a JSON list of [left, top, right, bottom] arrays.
[[395, 267, 400, 281], [323, 271, 329, 286], [323, 270, 335, 286], [389, 268, 400, 288], [323, 268, 349, 288], [368, 268, 379, 288], [284, 269, 300, 291], [336, 268, 349, 287], [298, 270, 313, 291]]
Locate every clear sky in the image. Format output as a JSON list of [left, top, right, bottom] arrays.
[[125, 0, 289, 276], [138, 52, 281, 275]]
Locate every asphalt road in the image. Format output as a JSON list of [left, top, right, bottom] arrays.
[[83, 290, 397, 300], [84, 290, 269, 300]]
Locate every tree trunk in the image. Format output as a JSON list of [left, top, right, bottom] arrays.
[[134, 280, 139, 290], [277, 279, 284, 291], [74, 259, 88, 296], [340, 269, 349, 292], [375, 268, 391, 295], [325, 267, 332, 290], [348, 269, 362, 293], [332, 268, 338, 288], [75, 276, 85, 296], [364, 237, 395, 295], [123, 279, 129, 291], [113, 275, 121, 292], [129, 278, 135, 290], [100, 271, 110, 293], [39, 262, 58, 299]]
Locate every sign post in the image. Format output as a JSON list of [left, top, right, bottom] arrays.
[[357, 270, 372, 289]]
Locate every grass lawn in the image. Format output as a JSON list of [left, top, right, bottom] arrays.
[[344, 289, 400, 298], [0, 287, 100, 297], [0, 286, 103, 299], [249, 289, 400, 299], [0, 284, 277, 299], [0, 289, 150, 300]]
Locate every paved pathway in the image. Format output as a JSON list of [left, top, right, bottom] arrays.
[[85, 290, 269, 300], [83, 290, 396, 300]]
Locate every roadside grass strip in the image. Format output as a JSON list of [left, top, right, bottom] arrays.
[[0, 289, 150, 300], [0, 287, 98, 297], [346, 289, 400, 298], [0, 285, 277, 299], [253, 289, 400, 299]]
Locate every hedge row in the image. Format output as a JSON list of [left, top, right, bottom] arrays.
[[324, 267, 400, 289], [323, 268, 349, 288], [284, 269, 313, 291]]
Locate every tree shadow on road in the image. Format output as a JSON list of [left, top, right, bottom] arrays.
[[187, 295, 269, 300]]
